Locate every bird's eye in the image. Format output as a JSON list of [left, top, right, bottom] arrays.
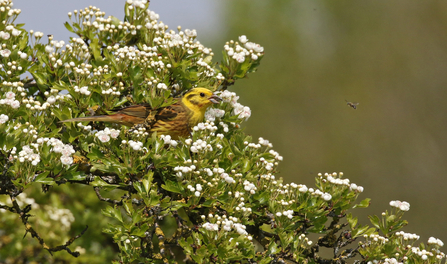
[[200, 92, 205, 97]]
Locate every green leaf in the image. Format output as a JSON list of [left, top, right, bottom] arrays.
[[267, 241, 280, 255], [64, 21, 74, 33], [353, 198, 371, 208], [161, 180, 182, 194], [346, 213, 358, 229], [90, 38, 102, 60], [91, 177, 112, 187], [34, 171, 55, 185], [368, 215, 381, 229], [123, 200, 133, 215], [102, 205, 123, 223]]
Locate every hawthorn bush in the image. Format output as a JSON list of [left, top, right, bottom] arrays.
[[0, 1, 445, 263]]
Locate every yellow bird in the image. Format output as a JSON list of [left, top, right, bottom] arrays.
[[61, 87, 222, 139]]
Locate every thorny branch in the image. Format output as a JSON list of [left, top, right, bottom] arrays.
[[7, 196, 88, 257]]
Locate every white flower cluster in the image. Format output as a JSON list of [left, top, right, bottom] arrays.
[[0, 26, 20, 40], [31, 30, 44, 38], [0, 114, 8, 124], [0, 91, 20, 108], [73, 86, 91, 96], [95, 128, 120, 143], [314, 189, 332, 201], [157, 83, 167, 90], [5, 137, 73, 166], [395, 231, 420, 241], [187, 183, 202, 197], [24, 89, 70, 111], [17, 145, 40, 166], [45, 206, 75, 229], [367, 258, 402, 264], [127, 0, 148, 10], [224, 35, 263, 63], [235, 199, 252, 213], [201, 214, 252, 240], [160, 135, 178, 147], [233, 103, 251, 121], [428, 237, 444, 247], [219, 172, 235, 184], [0, 48, 11, 57], [38, 137, 76, 165], [410, 247, 440, 261], [0, 1, 21, 21], [275, 210, 294, 219], [243, 180, 257, 194], [173, 165, 195, 179], [77, 122, 92, 131], [122, 140, 144, 151], [297, 234, 313, 246], [190, 121, 219, 135], [259, 157, 275, 171], [389, 200, 410, 212], [216, 90, 251, 120], [101, 87, 120, 96], [320, 172, 364, 193], [92, 65, 111, 78], [364, 234, 389, 244], [204, 108, 225, 122], [189, 139, 213, 153], [196, 58, 220, 78]]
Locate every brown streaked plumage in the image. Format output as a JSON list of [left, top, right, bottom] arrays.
[[60, 88, 222, 139]]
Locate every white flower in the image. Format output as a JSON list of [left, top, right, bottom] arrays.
[[322, 193, 332, 201], [244, 42, 255, 50], [389, 200, 410, 211], [109, 129, 120, 138], [5, 91, 15, 99], [184, 29, 197, 38], [1, 49, 11, 57], [232, 53, 245, 63], [79, 86, 91, 95], [203, 222, 218, 231], [0, 114, 9, 124], [129, 140, 143, 151], [45, 46, 54, 53], [12, 29, 21, 36], [253, 44, 264, 53], [238, 35, 248, 44], [298, 185, 308, 193], [96, 131, 110, 143], [10, 100, 20, 108], [0, 31, 10, 40], [428, 237, 444, 247], [20, 52, 28, 59], [147, 10, 159, 21], [205, 108, 225, 122], [157, 83, 167, 90], [60, 155, 73, 165], [232, 103, 251, 120]]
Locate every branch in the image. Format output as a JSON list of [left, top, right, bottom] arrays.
[[9, 196, 88, 257]]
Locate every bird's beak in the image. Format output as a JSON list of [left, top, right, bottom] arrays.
[[208, 94, 223, 104]]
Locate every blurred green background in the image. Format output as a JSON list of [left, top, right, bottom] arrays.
[[219, 0, 447, 244], [6, 0, 447, 260]]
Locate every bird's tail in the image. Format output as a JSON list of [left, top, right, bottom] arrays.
[[59, 114, 136, 127]]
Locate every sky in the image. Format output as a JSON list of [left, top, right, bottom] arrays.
[[11, 0, 222, 44]]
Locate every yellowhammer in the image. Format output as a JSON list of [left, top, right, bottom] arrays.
[[61, 87, 222, 139]]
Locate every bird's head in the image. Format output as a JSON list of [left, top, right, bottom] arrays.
[[182, 88, 222, 113]]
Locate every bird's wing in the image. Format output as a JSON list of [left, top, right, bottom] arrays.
[[155, 103, 183, 121], [112, 104, 151, 119]]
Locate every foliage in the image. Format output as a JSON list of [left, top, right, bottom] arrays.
[[0, 0, 445, 263]]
